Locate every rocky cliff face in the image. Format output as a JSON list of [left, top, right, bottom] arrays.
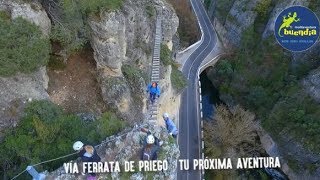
[[207, 0, 263, 47], [0, 0, 51, 137], [89, 0, 178, 122], [47, 125, 180, 180], [0, 0, 51, 36], [303, 67, 320, 103]]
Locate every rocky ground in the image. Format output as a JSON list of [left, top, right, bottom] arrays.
[[46, 125, 180, 180], [47, 49, 106, 114]]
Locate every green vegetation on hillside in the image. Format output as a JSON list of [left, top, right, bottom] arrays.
[[160, 44, 173, 66], [160, 44, 187, 92], [309, 0, 320, 12], [215, 0, 236, 23], [209, 26, 320, 155], [254, 0, 272, 20], [171, 67, 187, 93], [0, 100, 125, 179], [145, 4, 155, 18], [51, 0, 123, 53], [0, 13, 50, 76], [122, 64, 148, 84]]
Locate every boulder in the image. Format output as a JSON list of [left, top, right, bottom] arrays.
[[0, 0, 51, 36]]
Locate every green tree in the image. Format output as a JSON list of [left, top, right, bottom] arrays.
[[0, 15, 50, 76], [204, 105, 257, 157], [51, 0, 123, 53], [0, 100, 125, 179], [204, 105, 264, 179]]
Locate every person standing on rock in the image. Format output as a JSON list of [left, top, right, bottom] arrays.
[[147, 82, 160, 104], [73, 141, 101, 180], [163, 113, 178, 139], [140, 128, 162, 160]]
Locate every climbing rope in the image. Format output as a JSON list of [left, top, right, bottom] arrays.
[[10, 170, 26, 180], [31, 152, 79, 167], [95, 123, 148, 148], [10, 123, 148, 180]]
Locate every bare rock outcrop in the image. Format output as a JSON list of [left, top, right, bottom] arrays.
[[208, 0, 264, 47], [0, 0, 51, 36], [47, 125, 180, 180], [303, 67, 320, 103], [0, 67, 49, 136]]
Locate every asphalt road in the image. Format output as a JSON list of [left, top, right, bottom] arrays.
[[177, 0, 217, 179]]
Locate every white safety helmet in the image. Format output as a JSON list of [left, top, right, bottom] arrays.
[[73, 141, 84, 151], [163, 112, 169, 119], [146, 135, 155, 144]]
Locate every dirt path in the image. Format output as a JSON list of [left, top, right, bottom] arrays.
[[47, 49, 106, 114]]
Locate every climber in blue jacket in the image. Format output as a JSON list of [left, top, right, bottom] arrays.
[[163, 113, 178, 138], [147, 82, 160, 104]]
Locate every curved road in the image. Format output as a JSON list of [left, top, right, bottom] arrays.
[[178, 0, 217, 179]]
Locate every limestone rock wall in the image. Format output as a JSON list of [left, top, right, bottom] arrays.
[[89, 0, 178, 122]]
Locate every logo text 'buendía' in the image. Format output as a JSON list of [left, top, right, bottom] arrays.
[[283, 28, 317, 36]]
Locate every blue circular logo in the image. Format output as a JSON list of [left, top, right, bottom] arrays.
[[274, 6, 319, 52]]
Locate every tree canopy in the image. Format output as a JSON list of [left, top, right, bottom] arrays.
[[0, 13, 50, 76]]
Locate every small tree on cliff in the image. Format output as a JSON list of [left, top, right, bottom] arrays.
[[204, 105, 260, 158]]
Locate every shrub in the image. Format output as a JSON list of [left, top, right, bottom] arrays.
[[204, 105, 264, 179], [159, 44, 187, 92], [254, 0, 272, 19], [0, 100, 125, 179], [160, 44, 173, 66], [215, 0, 236, 23], [308, 0, 320, 11], [122, 64, 146, 82], [95, 112, 126, 141], [254, 0, 273, 32], [264, 91, 320, 153], [171, 67, 187, 92], [145, 5, 155, 18], [51, 0, 123, 54], [0, 15, 50, 76], [78, 0, 123, 14], [48, 55, 66, 70], [204, 105, 257, 157]]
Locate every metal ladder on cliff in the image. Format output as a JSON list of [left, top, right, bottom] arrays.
[[148, 15, 162, 125]]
